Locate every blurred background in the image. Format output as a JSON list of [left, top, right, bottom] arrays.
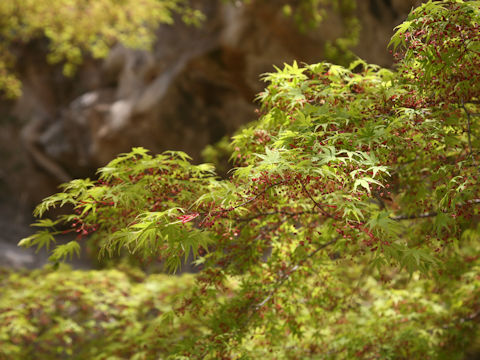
[[0, 0, 422, 268]]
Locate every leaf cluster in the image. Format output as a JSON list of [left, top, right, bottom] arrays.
[[14, 1, 480, 357]]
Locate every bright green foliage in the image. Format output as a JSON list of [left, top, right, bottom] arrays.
[[14, 0, 480, 358], [0, 266, 202, 360], [390, 0, 480, 103], [2, 244, 480, 359], [19, 148, 217, 271], [0, 0, 202, 97]]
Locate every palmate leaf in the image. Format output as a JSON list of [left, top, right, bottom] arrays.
[[18, 230, 56, 252], [97, 208, 214, 273], [353, 177, 383, 194], [165, 256, 182, 274], [318, 146, 342, 165], [33, 192, 75, 218], [367, 211, 402, 236], [342, 203, 365, 222], [382, 244, 439, 275], [348, 58, 368, 71], [434, 212, 454, 236], [367, 165, 390, 178], [312, 165, 341, 181], [389, 20, 412, 50], [30, 219, 59, 228], [48, 241, 81, 262], [255, 147, 282, 165], [400, 248, 440, 275]]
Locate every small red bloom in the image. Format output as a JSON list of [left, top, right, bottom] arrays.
[[177, 213, 199, 224]]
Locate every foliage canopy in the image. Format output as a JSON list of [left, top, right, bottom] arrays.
[[5, 0, 480, 358]]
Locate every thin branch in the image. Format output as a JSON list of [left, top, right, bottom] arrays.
[[198, 180, 287, 226], [372, 191, 386, 210], [237, 209, 312, 222], [230, 180, 287, 211], [461, 100, 474, 157], [391, 198, 480, 221], [299, 181, 335, 219], [253, 238, 337, 311], [445, 310, 480, 328], [425, 310, 480, 335], [391, 211, 438, 221]]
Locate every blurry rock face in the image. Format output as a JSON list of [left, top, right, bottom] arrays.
[[0, 0, 422, 217]]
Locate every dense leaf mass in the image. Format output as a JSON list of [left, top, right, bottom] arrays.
[[0, 267, 201, 359], [1, 257, 480, 359], [8, 0, 480, 358]]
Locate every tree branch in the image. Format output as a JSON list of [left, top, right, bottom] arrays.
[[237, 209, 313, 222], [299, 180, 335, 219], [230, 180, 287, 211], [391, 198, 480, 221], [198, 180, 287, 226], [253, 238, 337, 311], [461, 100, 474, 157]]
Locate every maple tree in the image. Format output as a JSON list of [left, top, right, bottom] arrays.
[[3, 0, 480, 358]]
